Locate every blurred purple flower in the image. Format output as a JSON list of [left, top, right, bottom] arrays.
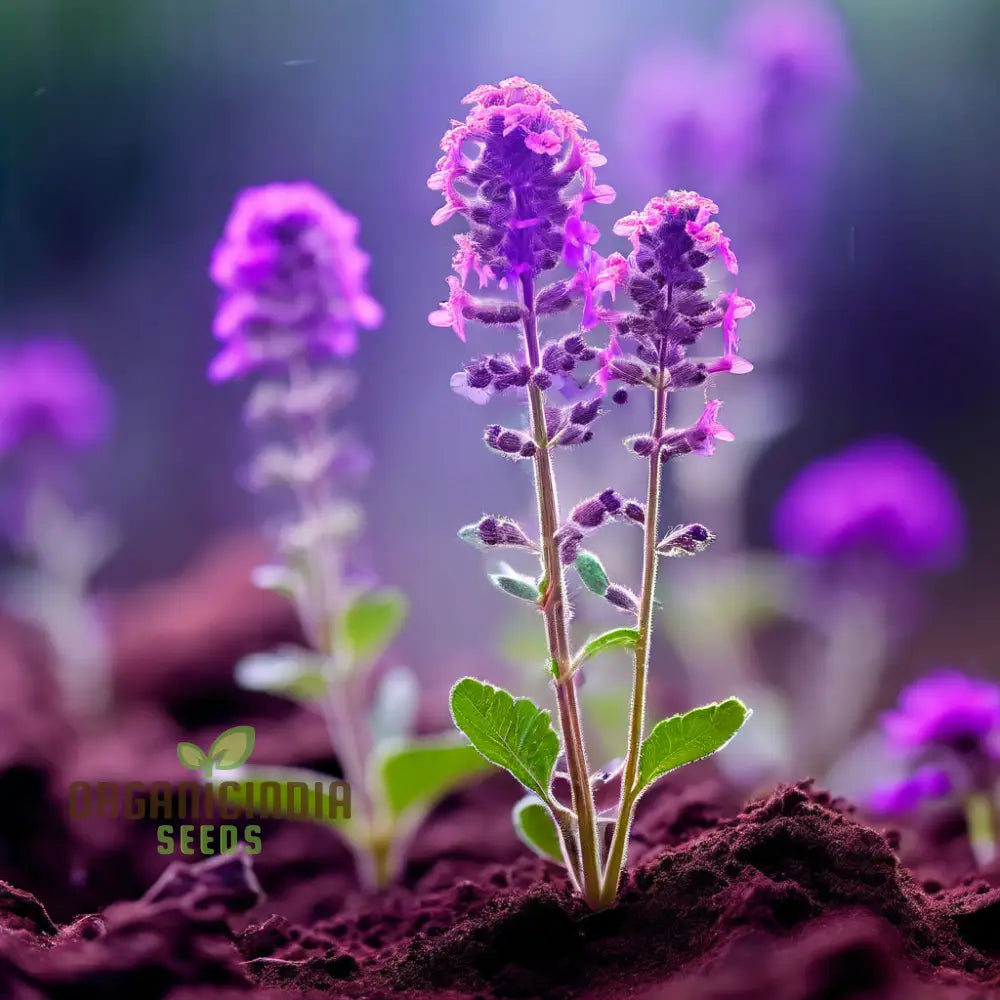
[[882, 671, 1000, 755], [868, 765, 953, 815], [618, 0, 854, 257], [772, 437, 965, 570], [618, 48, 749, 194], [728, 0, 854, 109], [0, 339, 111, 456], [209, 181, 383, 381]]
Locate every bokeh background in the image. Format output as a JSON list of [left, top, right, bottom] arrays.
[[1, 0, 997, 688]]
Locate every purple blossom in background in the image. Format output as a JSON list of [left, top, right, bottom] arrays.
[[0, 339, 111, 457], [209, 181, 383, 382], [882, 672, 1000, 757], [870, 672, 1000, 850], [619, 0, 854, 244], [772, 437, 965, 571], [868, 765, 952, 814]]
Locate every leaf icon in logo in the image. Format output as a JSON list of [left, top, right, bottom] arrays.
[[208, 725, 256, 771], [177, 741, 209, 772]]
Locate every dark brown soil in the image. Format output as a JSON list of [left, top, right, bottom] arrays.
[[2, 782, 998, 999], [2, 539, 999, 998]]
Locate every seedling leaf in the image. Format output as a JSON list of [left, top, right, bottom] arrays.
[[450, 678, 560, 801], [573, 627, 640, 671], [177, 742, 208, 771], [342, 588, 408, 665], [512, 795, 565, 866], [574, 550, 609, 595], [208, 725, 256, 770], [638, 698, 750, 795], [377, 735, 492, 821], [234, 648, 327, 702]]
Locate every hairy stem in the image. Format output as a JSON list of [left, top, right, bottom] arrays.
[[600, 332, 670, 905], [519, 271, 603, 906]]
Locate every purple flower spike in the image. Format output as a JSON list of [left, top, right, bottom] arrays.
[[772, 437, 965, 570], [882, 672, 1000, 754], [0, 339, 111, 456], [428, 76, 616, 339], [209, 181, 382, 380], [868, 766, 953, 815]]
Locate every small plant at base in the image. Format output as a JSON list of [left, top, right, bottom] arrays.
[[870, 671, 999, 866], [429, 78, 753, 908], [209, 181, 489, 888]]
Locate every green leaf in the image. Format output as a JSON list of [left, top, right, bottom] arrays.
[[209, 764, 355, 839], [234, 648, 328, 702], [572, 627, 640, 671], [574, 550, 609, 595], [638, 698, 751, 794], [208, 725, 256, 770], [377, 735, 492, 821], [512, 795, 565, 865], [490, 568, 540, 602], [342, 588, 408, 664], [450, 678, 560, 801], [177, 742, 208, 771]]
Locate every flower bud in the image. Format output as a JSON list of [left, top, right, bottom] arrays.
[[657, 523, 715, 557], [623, 501, 646, 525], [598, 488, 622, 514], [460, 515, 536, 551], [569, 399, 601, 425], [571, 497, 607, 529], [556, 524, 584, 565], [605, 584, 639, 614], [627, 435, 657, 457], [485, 424, 533, 459], [490, 570, 540, 602], [575, 550, 610, 595], [609, 359, 646, 385], [535, 281, 573, 316]]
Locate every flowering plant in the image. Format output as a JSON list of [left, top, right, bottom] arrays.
[[0, 338, 115, 718], [209, 181, 489, 888], [871, 671, 999, 865], [430, 78, 752, 907]]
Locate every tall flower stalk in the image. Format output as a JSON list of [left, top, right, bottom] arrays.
[[432, 79, 753, 908], [210, 182, 489, 889], [0, 338, 115, 720]]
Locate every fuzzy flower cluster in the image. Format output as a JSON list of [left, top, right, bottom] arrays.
[[429, 76, 617, 350], [0, 339, 111, 457], [870, 671, 1000, 814], [598, 191, 755, 458], [209, 181, 383, 382]]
